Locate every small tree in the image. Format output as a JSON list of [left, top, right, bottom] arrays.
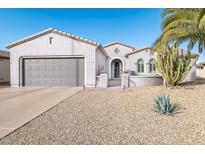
[[156, 45, 197, 86]]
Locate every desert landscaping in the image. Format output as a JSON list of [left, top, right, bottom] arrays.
[[1, 8, 205, 145], [0, 79, 205, 144]]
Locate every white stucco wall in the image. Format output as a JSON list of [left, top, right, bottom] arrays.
[[105, 43, 197, 82], [9, 33, 197, 88], [126, 49, 157, 75], [128, 50, 197, 82], [104, 44, 157, 78], [9, 32, 98, 87], [96, 49, 107, 76], [96, 73, 108, 88], [184, 59, 197, 82], [196, 68, 205, 78], [129, 75, 163, 87], [104, 44, 134, 79], [0, 58, 10, 82]]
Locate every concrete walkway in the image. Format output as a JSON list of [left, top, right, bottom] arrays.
[[0, 86, 82, 139]]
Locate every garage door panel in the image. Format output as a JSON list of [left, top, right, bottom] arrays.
[[23, 58, 84, 86]]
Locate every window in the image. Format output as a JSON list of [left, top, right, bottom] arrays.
[[137, 59, 144, 73], [149, 59, 156, 73], [49, 37, 53, 44]]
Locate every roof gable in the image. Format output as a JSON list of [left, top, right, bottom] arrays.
[[103, 41, 136, 49], [125, 46, 199, 58], [6, 27, 99, 49], [125, 47, 150, 57]]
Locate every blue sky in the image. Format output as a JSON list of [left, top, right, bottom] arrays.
[[0, 8, 204, 62]]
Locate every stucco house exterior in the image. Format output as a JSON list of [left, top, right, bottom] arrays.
[[6, 28, 198, 88], [196, 61, 205, 78], [0, 50, 10, 83]]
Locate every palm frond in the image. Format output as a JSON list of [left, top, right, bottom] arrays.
[[153, 8, 205, 54]]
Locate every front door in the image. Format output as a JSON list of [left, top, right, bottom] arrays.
[[111, 59, 122, 79], [114, 61, 120, 78]]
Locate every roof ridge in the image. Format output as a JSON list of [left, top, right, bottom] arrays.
[[103, 41, 136, 49], [125, 46, 151, 57], [6, 27, 99, 49], [52, 28, 99, 45], [125, 46, 199, 58]]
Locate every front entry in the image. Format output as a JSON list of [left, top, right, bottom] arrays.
[[114, 61, 120, 78], [111, 59, 123, 79]]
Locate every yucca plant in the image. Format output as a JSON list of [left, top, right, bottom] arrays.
[[154, 94, 177, 114]]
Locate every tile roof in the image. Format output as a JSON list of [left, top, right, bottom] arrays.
[[125, 46, 150, 57], [125, 46, 199, 58], [103, 41, 136, 49], [6, 27, 100, 49]]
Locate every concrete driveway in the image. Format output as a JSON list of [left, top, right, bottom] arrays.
[[0, 86, 82, 139]]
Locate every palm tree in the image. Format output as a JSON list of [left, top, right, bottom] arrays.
[[153, 8, 205, 54], [198, 9, 205, 26]]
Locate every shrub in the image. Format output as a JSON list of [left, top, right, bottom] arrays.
[[154, 94, 177, 114]]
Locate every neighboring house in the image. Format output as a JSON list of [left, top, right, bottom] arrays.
[[0, 50, 10, 83], [6, 28, 198, 88], [196, 61, 205, 78], [196, 61, 205, 69]]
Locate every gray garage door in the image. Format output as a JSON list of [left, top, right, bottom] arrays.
[[23, 57, 84, 86]]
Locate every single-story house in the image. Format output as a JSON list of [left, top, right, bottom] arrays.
[[197, 61, 205, 69], [0, 50, 10, 83], [6, 27, 198, 88], [196, 61, 205, 78]]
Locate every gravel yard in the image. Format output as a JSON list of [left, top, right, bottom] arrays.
[[1, 82, 205, 144]]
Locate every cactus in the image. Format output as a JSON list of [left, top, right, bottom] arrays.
[[156, 45, 197, 86]]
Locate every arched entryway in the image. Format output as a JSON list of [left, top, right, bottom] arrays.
[[111, 59, 123, 79]]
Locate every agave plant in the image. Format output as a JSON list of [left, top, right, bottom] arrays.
[[154, 94, 177, 114]]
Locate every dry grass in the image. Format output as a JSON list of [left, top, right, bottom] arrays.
[[1, 82, 205, 144]]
